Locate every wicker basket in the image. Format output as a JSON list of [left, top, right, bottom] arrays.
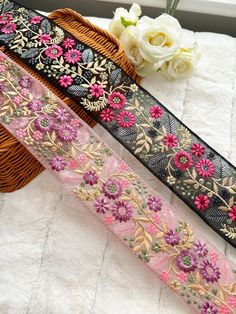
[[0, 9, 140, 193]]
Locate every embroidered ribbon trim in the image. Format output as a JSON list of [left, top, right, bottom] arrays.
[[0, 1, 236, 246], [1, 52, 236, 314]]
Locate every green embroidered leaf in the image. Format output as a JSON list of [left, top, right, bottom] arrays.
[[0, 34, 15, 42], [109, 69, 121, 86], [41, 19, 51, 34], [82, 49, 93, 63], [21, 48, 39, 59]]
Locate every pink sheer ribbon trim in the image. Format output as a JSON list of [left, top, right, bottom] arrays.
[[0, 52, 236, 313]]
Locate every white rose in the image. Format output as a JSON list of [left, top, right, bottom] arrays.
[[161, 46, 201, 80], [120, 25, 154, 77], [109, 3, 141, 38], [136, 14, 182, 69]]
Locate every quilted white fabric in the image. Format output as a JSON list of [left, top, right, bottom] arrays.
[[0, 14, 236, 314]]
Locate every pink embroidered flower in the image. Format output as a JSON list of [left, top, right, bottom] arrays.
[[228, 296, 236, 308], [64, 49, 82, 64], [0, 65, 6, 72], [104, 215, 115, 225], [0, 13, 12, 24], [194, 194, 210, 211], [1, 22, 16, 34], [39, 34, 51, 44], [32, 130, 43, 141], [78, 154, 89, 164], [50, 156, 67, 172], [19, 76, 32, 88], [62, 38, 75, 49], [0, 55, 6, 62], [54, 108, 70, 122], [30, 16, 43, 24], [228, 206, 236, 221], [95, 197, 110, 214], [16, 129, 26, 138], [152, 213, 161, 224], [176, 250, 197, 273], [99, 108, 115, 122], [210, 251, 219, 262], [35, 115, 54, 132], [56, 124, 77, 142], [108, 92, 126, 109], [200, 260, 220, 283], [13, 95, 23, 105], [70, 118, 81, 127], [160, 271, 169, 282], [147, 196, 162, 212], [21, 88, 29, 96], [174, 150, 193, 170], [102, 179, 122, 200], [121, 179, 129, 189], [196, 159, 215, 178], [83, 170, 99, 186], [163, 134, 178, 148], [164, 230, 180, 246], [59, 75, 73, 88], [219, 306, 230, 314], [119, 162, 129, 172], [117, 110, 135, 128], [177, 272, 188, 283], [191, 143, 205, 157], [149, 105, 164, 119], [89, 84, 104, 98], [68, 160, 79, 170], [28, 100, 42, 111], [112, 201, 133, 222], [147, 224, 157, 235], [45, 45, 63, 59]]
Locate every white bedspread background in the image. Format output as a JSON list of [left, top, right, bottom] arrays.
[[0, 14, 236, 314]]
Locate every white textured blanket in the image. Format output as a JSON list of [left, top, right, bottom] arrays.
[[0, 15, 236, 314]]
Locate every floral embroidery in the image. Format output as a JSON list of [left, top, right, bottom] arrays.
[[1, 53, 236, 314], [0, 0, 236, 245]]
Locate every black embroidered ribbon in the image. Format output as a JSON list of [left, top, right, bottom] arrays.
[[1, 0, 236, 246]]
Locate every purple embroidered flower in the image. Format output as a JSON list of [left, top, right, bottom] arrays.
[[193, 241, 208, 257], [164, 230, 180, 246], [56, 124, 77, 142], [83, 170, 99, 186], [176, 250, 197, 273], [19, 76, 32, 88], [28, 100, 42, 112], [94, 197, 110, 214], [112, 201, 133, 222], [102, 179, 122, 200], [200, 260, 220, 283], [147, 196, 162, 212], [0, 83, 5, 92], [54, 108, 70, 122], [35, 115, 53, 132], [201, 302, 218, 314], [50, 156, 67, 172]]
